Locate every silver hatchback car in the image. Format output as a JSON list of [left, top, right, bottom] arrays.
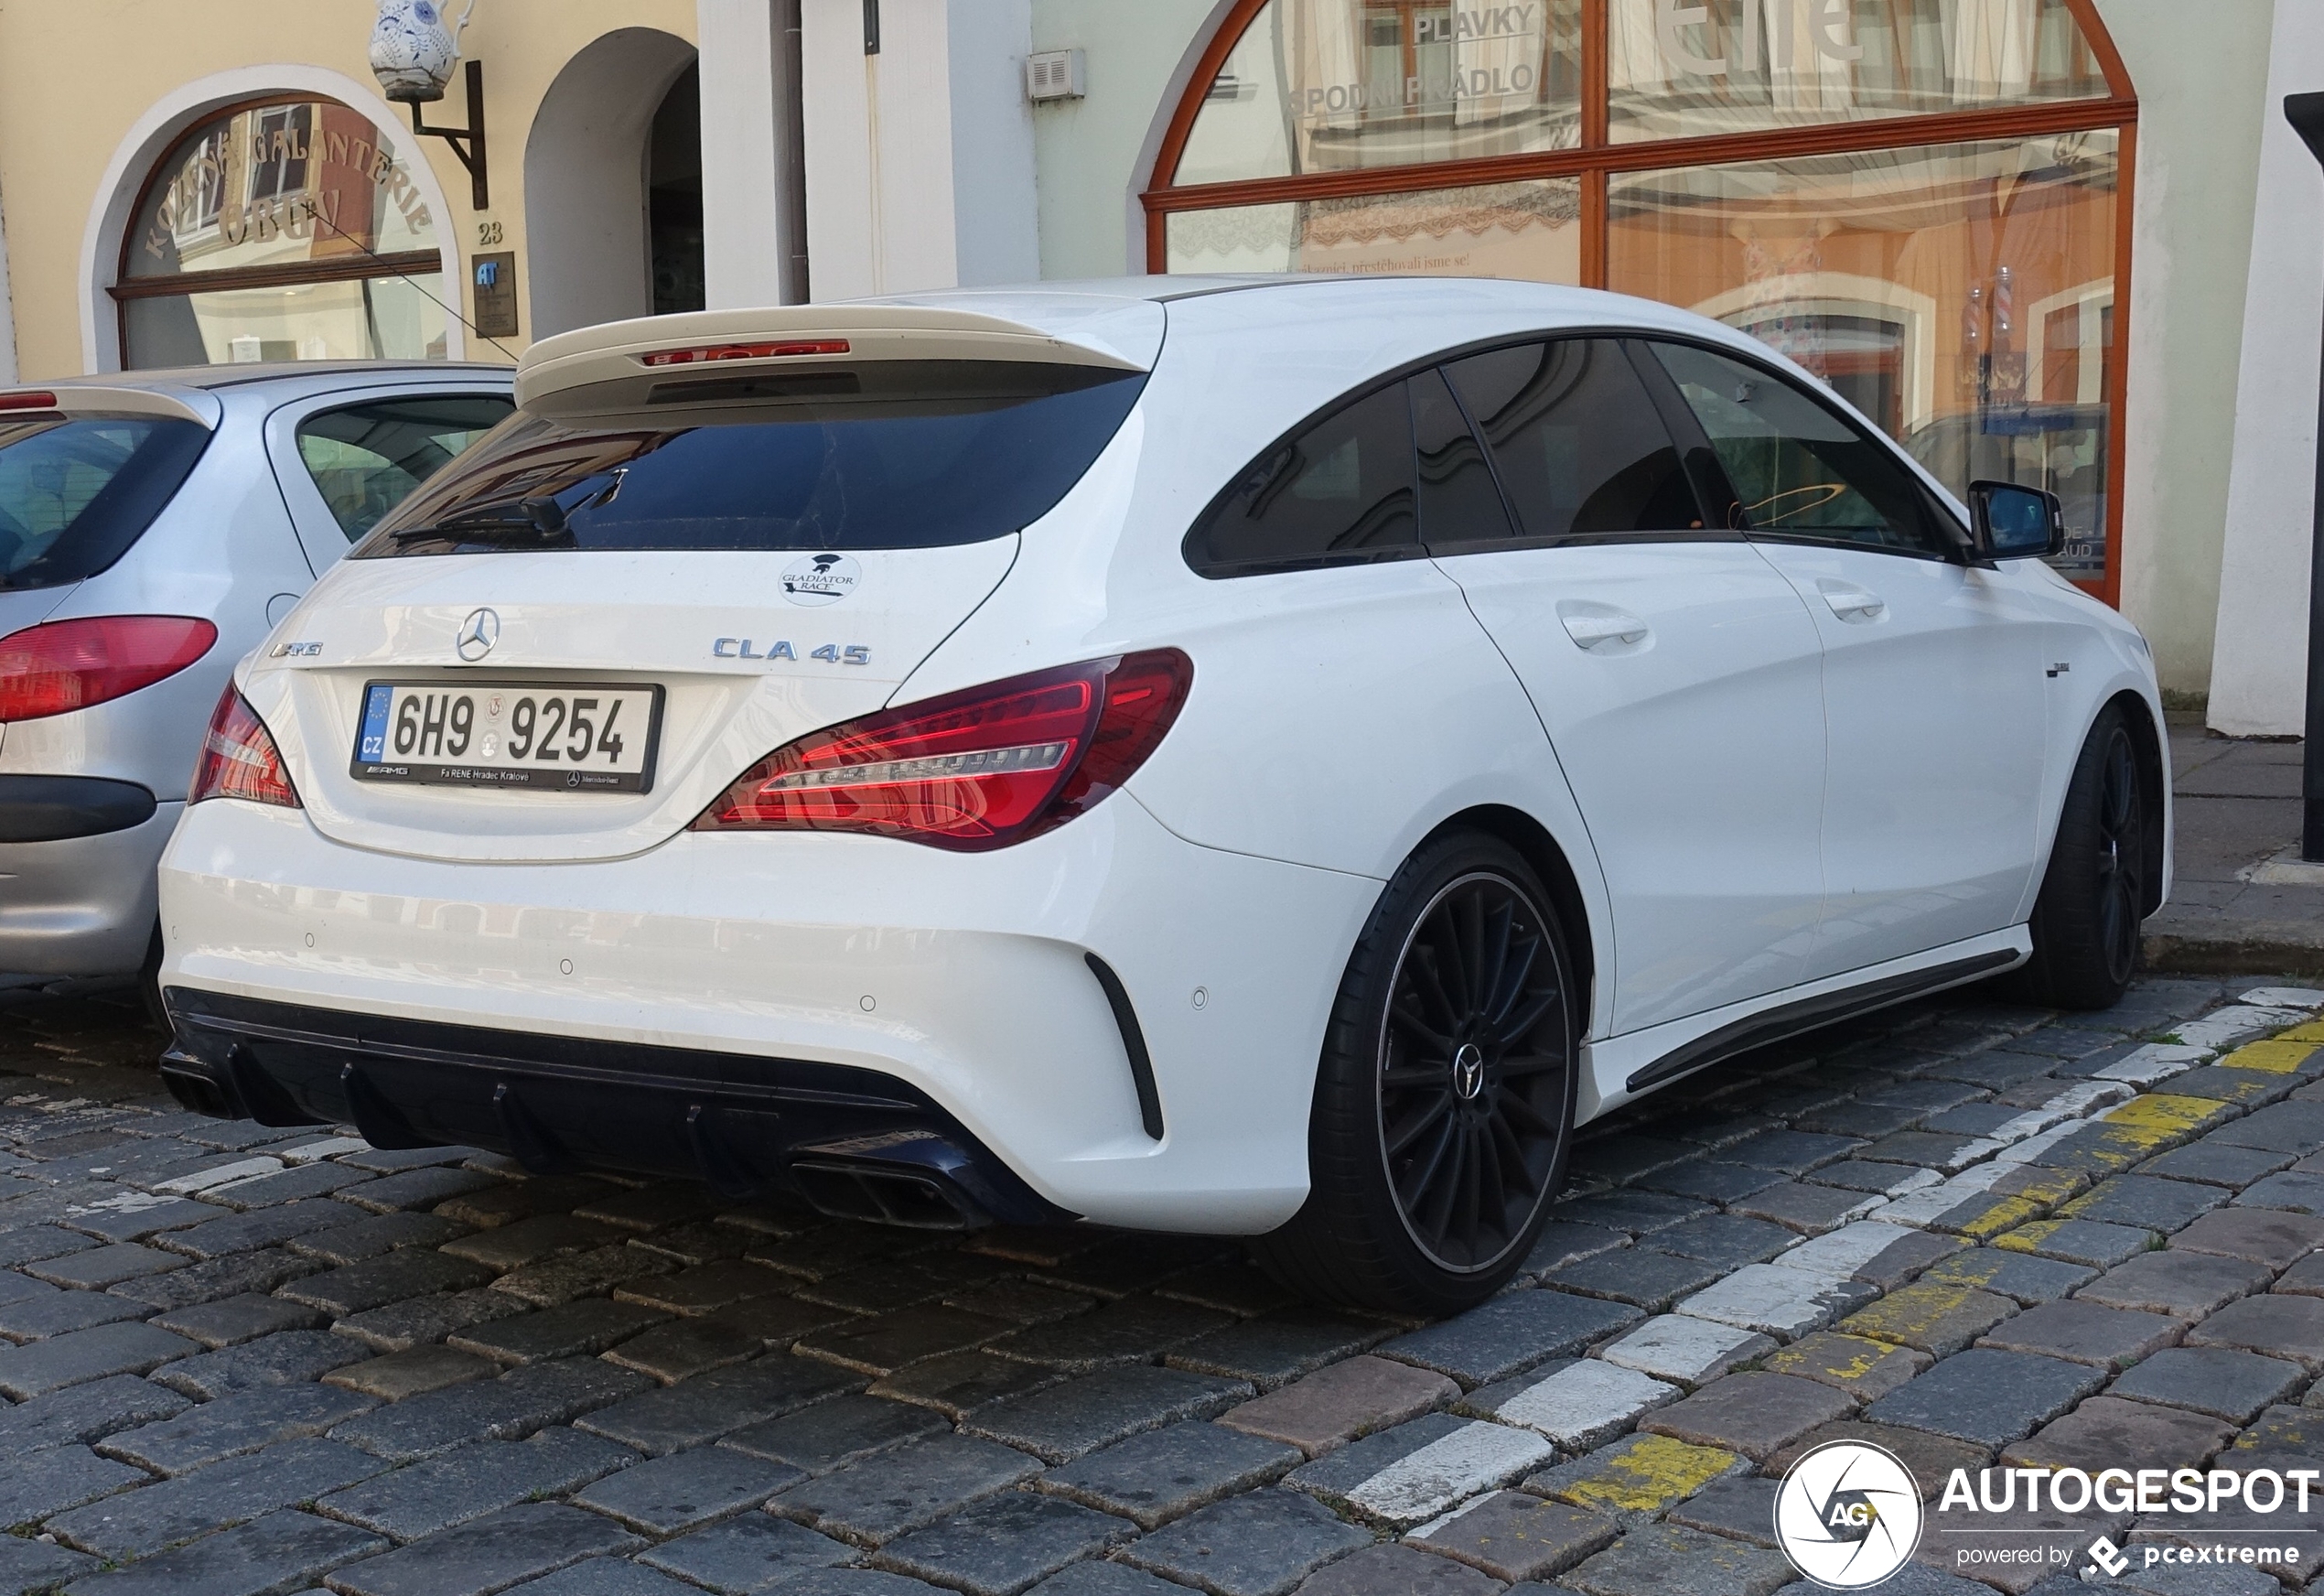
[[0, 361, 512, 1003]]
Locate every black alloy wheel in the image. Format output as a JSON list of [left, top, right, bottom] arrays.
[[1251, 831, 1578, 1315], [1380, 871, 1571, 1272], [2090, 722, 2146, 988], [2017, 705, 2150, 1009]]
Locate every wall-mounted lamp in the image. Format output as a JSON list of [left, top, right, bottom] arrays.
[[369, 0, 488, 210]]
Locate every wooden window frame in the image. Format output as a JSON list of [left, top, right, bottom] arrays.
[[1140, 0, 2137, 606]]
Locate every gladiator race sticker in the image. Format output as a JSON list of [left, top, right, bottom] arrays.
[[781, 553, 862, 606]]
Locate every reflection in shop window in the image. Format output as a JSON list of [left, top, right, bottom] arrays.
[[1167, 178, 1583, 282], [1609, 0, 2114, 143], [1175, 0, 1584, 185], [1608, 132, 2117, 582], [118, 98, 447, 370]]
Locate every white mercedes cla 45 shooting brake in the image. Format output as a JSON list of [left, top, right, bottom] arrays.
[[156, 277, 2168, 1314]]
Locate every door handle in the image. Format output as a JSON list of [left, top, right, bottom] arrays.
[[1816, 580, 1886, 623], [1561, 611, 1651, 651]]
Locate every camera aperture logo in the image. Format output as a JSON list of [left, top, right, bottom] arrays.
[[1775, 1440, 1924, 1589]]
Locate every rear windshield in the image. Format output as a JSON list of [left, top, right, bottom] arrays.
[[0, 414, 211, 591], [355, 361, 1146, 557]]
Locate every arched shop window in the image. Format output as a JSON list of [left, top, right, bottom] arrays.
[[1146, 0, 2136, 598], [115, 98, 449, 370]]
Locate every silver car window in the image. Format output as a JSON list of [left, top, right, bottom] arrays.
[[0, 413, 210, 591]]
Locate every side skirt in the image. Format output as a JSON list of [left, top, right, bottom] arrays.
[[1578, 928, 2032, 1122]]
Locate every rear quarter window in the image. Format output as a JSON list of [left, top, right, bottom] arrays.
[[1183, 381, 1419, 577], [0, 414, 211, 591], [296, 394, 514, 542], [357, 361, 1145, 556]]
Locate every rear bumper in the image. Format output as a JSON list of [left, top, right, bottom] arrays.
[[160, 987, 1072, 1227], [157, 793, 1379, 1232], [0, 802, 177, 980]]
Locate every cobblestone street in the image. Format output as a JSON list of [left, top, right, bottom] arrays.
[[2, 976, 2322, 1596]]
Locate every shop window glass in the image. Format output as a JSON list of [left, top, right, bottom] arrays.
[[1608, 132, 2116, 581], [1175, 0, 1584, 186], [1165, 178, 1583, 281], [296, 394, 515, 542], [122, 275, 449, 370], [1608, 0, 2114, 145], [1186, 382, 1418, 574], [1444, 340, 1706, 542], [119, 99, 447, 369]]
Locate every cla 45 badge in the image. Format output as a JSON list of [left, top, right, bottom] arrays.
[[712, 639, 870, 664]]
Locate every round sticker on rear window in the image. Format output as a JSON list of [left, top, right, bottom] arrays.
[[781, 553, 862, 606]]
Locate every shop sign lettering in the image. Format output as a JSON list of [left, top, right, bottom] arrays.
[[142, 113, 433, 267], [1291, 4, 1544, 119]]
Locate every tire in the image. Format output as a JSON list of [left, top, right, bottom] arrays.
[[1250, 830, 1580, 1316], [2016, 706, 2149, 1010]]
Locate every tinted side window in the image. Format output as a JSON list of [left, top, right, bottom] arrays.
[[1186, 382, 1416, 576], [297, 394, 514, 542], [1650, 342, 1955, 558], [1442, 340, 1704, 543], [1411, 368, 1515, 550]]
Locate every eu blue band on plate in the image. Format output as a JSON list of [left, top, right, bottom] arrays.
[[358, 685, 393, 763]]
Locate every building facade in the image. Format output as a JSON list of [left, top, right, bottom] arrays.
[[0, 0, 2308, 730]]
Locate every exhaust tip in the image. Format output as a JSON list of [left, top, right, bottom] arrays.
[[791, 1160, 982, 1229]]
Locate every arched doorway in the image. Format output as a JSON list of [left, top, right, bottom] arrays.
[[524, 27, 699, 340], [650, 63, 705, 316], [1143, 0, 2136, 601]]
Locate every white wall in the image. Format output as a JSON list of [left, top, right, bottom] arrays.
[[698, 0, 802, 307], [2211, 5, 2324, 737], [799, 0, 1037, 301]]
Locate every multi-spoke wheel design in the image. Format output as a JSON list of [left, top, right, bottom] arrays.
[[1379, 872, 1570, 1273], [1250, 831, 1578, 1314], [2093, 723, 2145, 987]]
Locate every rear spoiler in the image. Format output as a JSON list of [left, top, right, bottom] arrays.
[[517, 306, 1151, 420], [0, 384, 220, 428]]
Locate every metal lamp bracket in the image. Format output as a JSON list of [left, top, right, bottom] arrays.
[[409, 58, 489, 210]]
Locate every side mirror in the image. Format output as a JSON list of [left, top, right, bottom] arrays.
[[1967, 480, 2065, 561]]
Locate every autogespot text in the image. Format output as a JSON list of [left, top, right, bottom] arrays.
[[1939, 1466, 2312, 1576]]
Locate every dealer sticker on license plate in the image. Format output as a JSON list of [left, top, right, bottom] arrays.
[[351, 681, 664, 792]]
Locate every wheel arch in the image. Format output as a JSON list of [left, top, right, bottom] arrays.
[[1425, 803, 1598, 1030]]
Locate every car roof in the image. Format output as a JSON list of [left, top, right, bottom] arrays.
[[7, 361, 514, 428]]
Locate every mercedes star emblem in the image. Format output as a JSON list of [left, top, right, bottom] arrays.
[[455, 608, 500, 662]]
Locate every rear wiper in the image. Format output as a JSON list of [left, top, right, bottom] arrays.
[[391, 494, 571, 545]]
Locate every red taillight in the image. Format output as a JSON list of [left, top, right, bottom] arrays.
[[640, 340, 850, 367], [0, 615, 217, 722], [0, 391, 58, 411], [694, 649, 1193, 851], [188, 687, 299, 809]]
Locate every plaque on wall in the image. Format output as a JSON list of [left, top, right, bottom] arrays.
[[472, 251, 518, 339]]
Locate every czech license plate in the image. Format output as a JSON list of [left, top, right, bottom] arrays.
[[350, 681, 664, 792]]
